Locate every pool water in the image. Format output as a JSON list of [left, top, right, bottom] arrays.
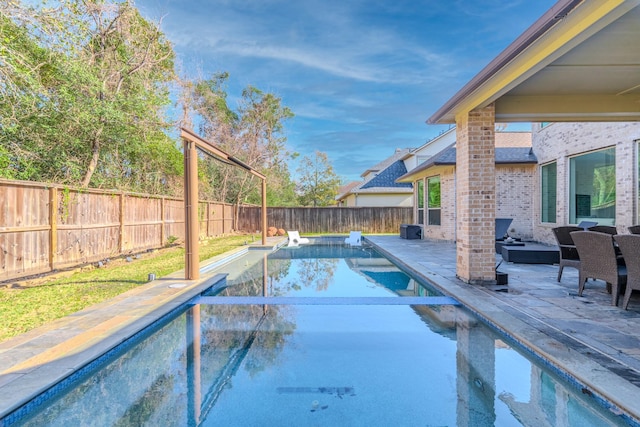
[[5, 241, 632, 426]]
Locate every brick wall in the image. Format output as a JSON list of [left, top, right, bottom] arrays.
[[496, 165, 536, 240], [424, 164, 535, 241], [532, 122, 640, 244], [422, 166, 456, 241], [456, 105, 496, 283]]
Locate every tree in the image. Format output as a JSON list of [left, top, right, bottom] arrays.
[[296, 151, 341, 207], [182, 74, 297, 207], [0, 0, 183, 195]]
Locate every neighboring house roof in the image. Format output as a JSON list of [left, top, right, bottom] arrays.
[[336, 181, 362, 200], [361, 148, 412, 178], [337, 149, 414, 202], [397, 144, 537, 182], [361, 160, 412, 189]]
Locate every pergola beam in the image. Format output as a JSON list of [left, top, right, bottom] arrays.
[[181, 128, 268, 280]]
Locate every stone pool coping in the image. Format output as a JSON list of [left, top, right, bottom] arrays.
[[0, 242, 283, 419]]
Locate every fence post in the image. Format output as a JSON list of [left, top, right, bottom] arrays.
[[222, 203, 226, 234], [160, 197, 166, 246], [118, 193, 125, 253], [207, 202, 211, 238], [49, 187, 57, 270]]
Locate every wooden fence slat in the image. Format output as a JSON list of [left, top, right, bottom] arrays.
[[0, 178, 412, 282], [236, 206, 412, 234]]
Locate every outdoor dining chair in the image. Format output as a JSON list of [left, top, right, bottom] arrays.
[[613, 234, 640, 310], [587, 225, 618, 235], [571, 231, 627, 306], [552, 226, 582, 282]]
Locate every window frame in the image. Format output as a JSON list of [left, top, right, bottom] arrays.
[[541, 161, 557, 223], [569, 147, 616, 226], [426, 175, 441, 226], [416, 180, 424, 224]]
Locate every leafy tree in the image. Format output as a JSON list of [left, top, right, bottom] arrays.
[[182, 74, 297, 207], [296, 151, 341, 207], [0, 0, 183, 195]]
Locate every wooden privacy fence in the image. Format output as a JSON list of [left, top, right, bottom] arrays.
[[237, 206, 413, 234], [0, 179, 235, 281]]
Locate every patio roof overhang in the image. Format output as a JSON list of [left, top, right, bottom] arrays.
[[428, 0, 640, 124]]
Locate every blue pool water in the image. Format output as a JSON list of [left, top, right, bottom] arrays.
[[3, 240, 632, 426]]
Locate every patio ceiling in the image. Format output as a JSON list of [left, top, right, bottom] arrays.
[[428, 0, 640, 124]]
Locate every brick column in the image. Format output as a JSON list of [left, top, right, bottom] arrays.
[[455, 105, 496, 284]]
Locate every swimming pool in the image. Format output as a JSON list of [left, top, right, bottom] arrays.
[[2, 239, 633, 426]]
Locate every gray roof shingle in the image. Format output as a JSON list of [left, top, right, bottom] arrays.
[[361, 160, 413, 189], [398, 145, 537, 181]]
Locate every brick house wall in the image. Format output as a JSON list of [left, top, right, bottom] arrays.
[[422, 163, 535, 242], [422, 166, 456, 241], [496, 164, 536, 240], [532, 122, 640, 245]]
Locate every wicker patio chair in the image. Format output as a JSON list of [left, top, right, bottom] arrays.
[[587, 225, 618, 235], [552, 226, 582, 282], [628, 225, 640, 235], [571, 231, 627, 306], [613, 234, 640, 310]]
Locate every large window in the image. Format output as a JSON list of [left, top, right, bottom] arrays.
[[427, 176, 441, 226], [417, 180, 424, 224], [541, 162, 557, 223], [569, 148, 616, 225]]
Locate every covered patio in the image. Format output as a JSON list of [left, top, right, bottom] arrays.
[[427, 0, 640, 284]]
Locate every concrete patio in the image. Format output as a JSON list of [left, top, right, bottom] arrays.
[[2, 234, 640, 424]]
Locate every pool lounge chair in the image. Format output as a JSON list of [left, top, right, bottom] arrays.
[[345, 231, 362, 246], [287, 231, 310, 247]]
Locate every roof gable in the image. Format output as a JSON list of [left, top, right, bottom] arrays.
[[397, 144, 537, 182], [361, 160, 413, 189]]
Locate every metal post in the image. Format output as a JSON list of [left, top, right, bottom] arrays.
[[261, 178, 267, 245], [184, 140, 200, 280]]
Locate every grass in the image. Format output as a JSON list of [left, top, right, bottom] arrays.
[[0, 234, 258, 343]]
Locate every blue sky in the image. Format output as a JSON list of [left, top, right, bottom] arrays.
[[137, 0, 557, 183]]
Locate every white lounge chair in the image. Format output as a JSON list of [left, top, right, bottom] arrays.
[[287, 230, 310, 247], [345, 231, 362, 246]]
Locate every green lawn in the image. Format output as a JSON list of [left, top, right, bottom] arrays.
[[0, 234, 256, 342]]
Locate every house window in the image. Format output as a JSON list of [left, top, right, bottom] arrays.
[[427, 176, 441, 226], [417, 180, 424, 224], [541, 162, 557, 223], [569, 147, 616, 225]]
